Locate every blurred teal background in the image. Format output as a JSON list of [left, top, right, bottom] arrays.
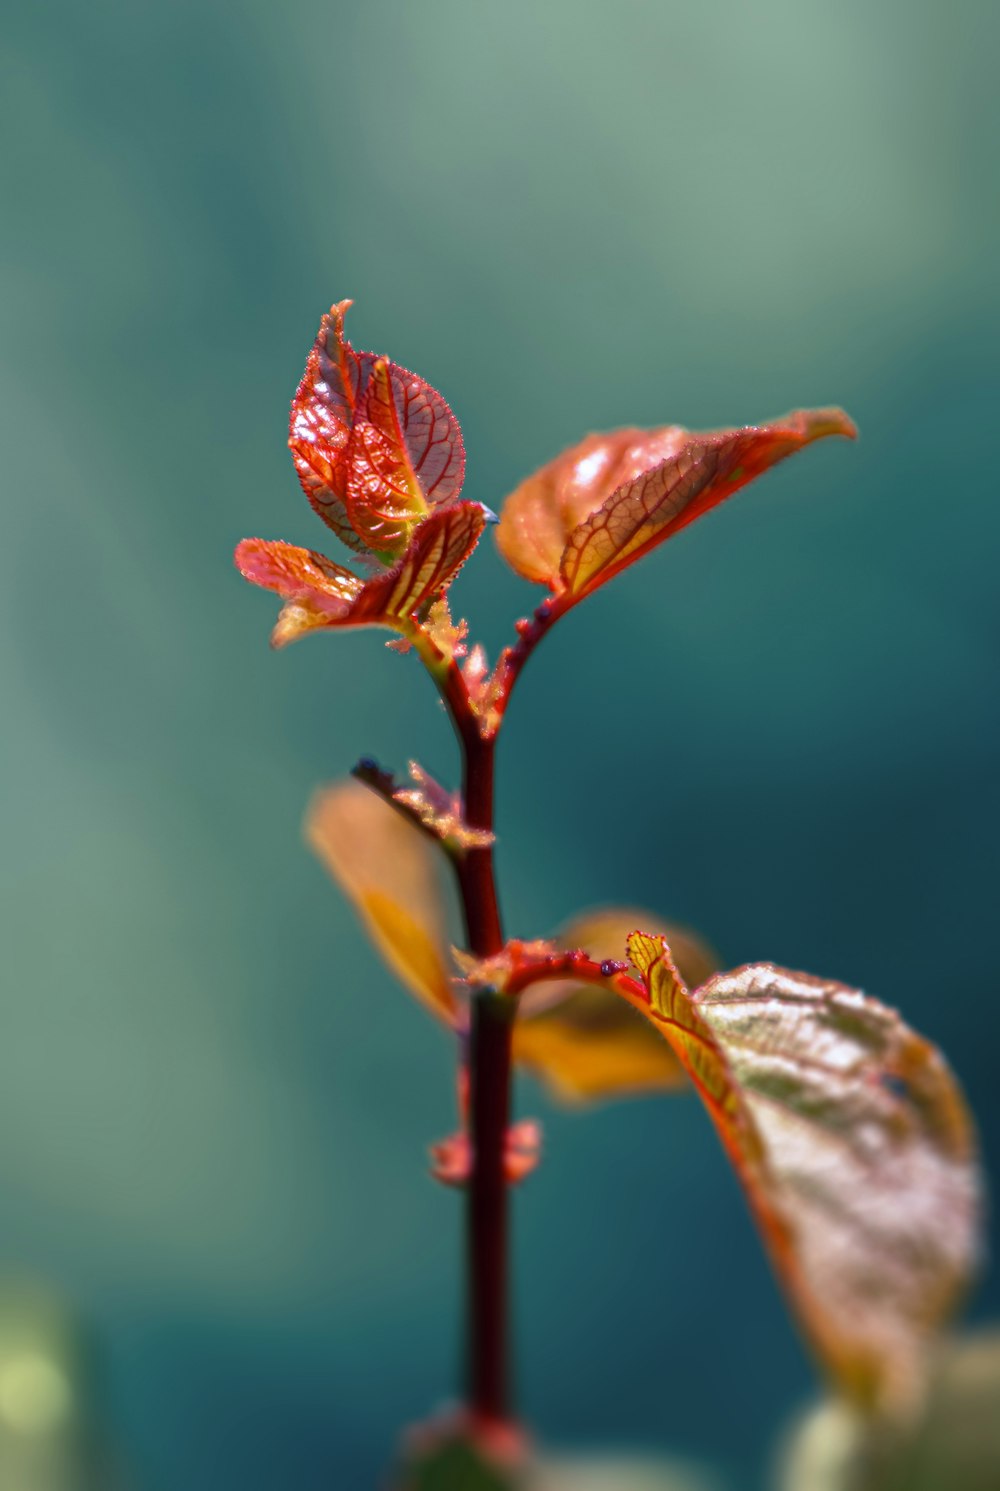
[[2, 0, 998, 1486]]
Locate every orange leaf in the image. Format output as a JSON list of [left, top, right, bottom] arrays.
[[289, 301, 465, 558], [513, 909, 717, 1104], [496, 427, 688, 585], [496, 410, 856, 600], [235, 503, 485, 648], [351, 502, 486, 624], [305, 780, 457, 1024], [625, 933, 981, 1415]]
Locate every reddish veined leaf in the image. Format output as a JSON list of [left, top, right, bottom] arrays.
[[351, 502, 485, 623], [625, 933, 980, 1415], [496, 427, 688, 585], [306, 781, 457, 1024], [234, 502, 485, 648], [289, 301, 466, 558], [496, 410, 856, 600], [514, 909, 717, 1104]]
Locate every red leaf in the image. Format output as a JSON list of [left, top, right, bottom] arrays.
[[234, 503, 485, 647], [289, 301, 465, 557], [352, 502, 485, 623], [496, 410, 856, 601]]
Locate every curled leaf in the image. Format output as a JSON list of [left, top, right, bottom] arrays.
[[514, 909, 717, 1105], [305, 780, 456, 1023], [394, 761, 495, 851], [625, 934, 980, 1415], [235, 502, 485, 648], [290, 300, 465, 558], [496, 410, 856, 601]]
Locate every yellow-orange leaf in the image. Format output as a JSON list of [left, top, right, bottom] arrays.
[[513, 909, 717, 1104], [306, 780, 456, 1023], [625, 934, 980, 1415]]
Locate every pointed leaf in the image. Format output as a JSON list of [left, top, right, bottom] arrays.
[[626, 934, 980, 1414], [235, 504, 484, 648], [288, 300, 370, 552], [352, 502, 486, 623], [290, 301, 465, 557], [306, 780, 456, 1024], [514, 910, 717, 1104], [496, 411, 856, 599]]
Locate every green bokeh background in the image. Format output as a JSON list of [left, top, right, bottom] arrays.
[[2, 1, 998, 1486]]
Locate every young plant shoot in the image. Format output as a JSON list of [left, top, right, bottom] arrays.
[[235, 301, 981, 1484]]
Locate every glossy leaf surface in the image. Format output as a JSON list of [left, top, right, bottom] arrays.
[[514, 910, 716, 1104], [235, 502, 485, 647], [496, 410, 856, 599], [306, 781, 456, 1022], [626, 934, 980, 1414], [290, 301, 465, 556]]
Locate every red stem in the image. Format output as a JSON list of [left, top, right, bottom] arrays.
[[431, 653, 513, 1425]]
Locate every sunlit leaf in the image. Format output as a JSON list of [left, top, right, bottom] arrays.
[[496, 411, 856, 599], [514, 910, 717, 1104], [351, 502, 485, 623], [625, 934, 980, 1415], [305, 780, 456, 1023], [235, 503, 485, 648], [290, 300, 465, 557], [497, 427, 688, 584]]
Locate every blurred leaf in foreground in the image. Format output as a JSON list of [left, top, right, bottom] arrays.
[[780, 1329, 1000, 1491]]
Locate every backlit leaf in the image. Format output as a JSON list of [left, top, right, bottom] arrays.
[[496, 411, 856, 599], [235, 503, 485, 648], [290, 301, 465, 557], [496, 428, 688, 585], [306, 780, 456, 1023], [625, 934, 980, 1414], [351, 502, 485, 623], [514, 909, 717, 1104]]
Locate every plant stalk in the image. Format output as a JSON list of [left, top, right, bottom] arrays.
[[456, 731, 513, 1426]]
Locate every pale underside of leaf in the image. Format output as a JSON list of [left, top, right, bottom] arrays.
[[513, 909, 718, 1104], [306, 781, 456, 1023], [626, 934, 979, 1416]]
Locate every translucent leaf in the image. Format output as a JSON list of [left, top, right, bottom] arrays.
[[234, 503, 485, 648], [496, 411, 856, 598], [305, 780, 456, 1024], [496, 428, 688, 585], [626, 934, 980, 1415], [290, 301, 465, 557], [514, 910, 717, 1105], [351, 502, 485, 623]]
